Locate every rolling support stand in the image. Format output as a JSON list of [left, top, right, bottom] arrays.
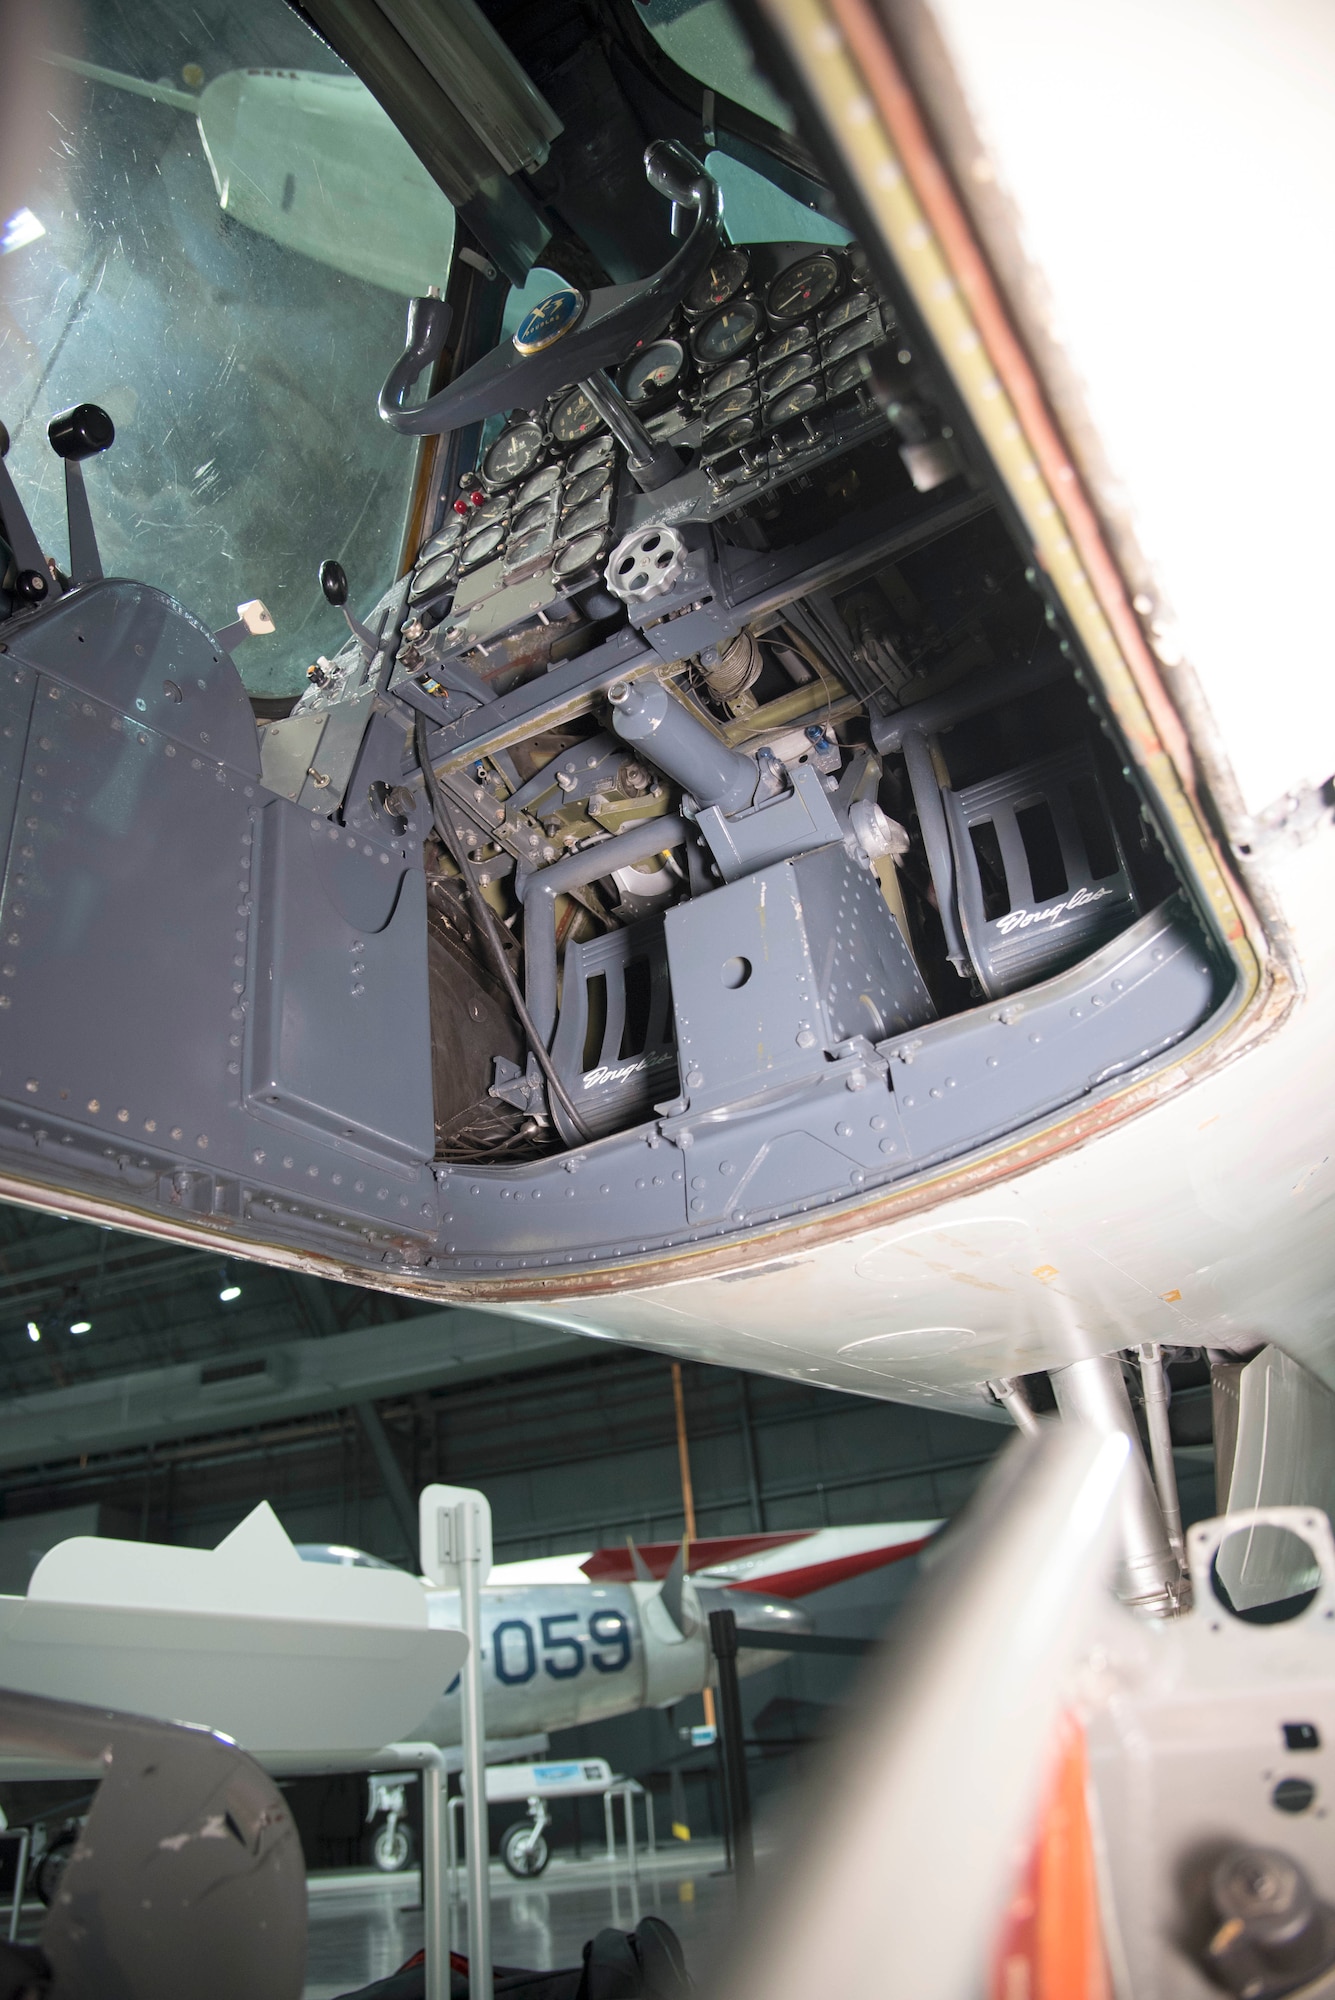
[[708, 1609, 753, 1892]]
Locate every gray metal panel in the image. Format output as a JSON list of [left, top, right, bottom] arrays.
[[8, 578, 260, 777], [667, 854, 827, 1104], [246, 802, 434, 1167], [795, 841, 935, 1043], [666, 844, 934, 1108], [694, 761, 842, 883]]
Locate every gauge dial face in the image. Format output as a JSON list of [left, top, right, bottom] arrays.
[[504, 528, 554, 572], [621, 338, 685, 405], [419, 516, 464, 561], [823, 312, 880, 365], [562, 465, 610, 511], [409, 550, 458, 602], [482, 420, 544, 488], [826, 353, 870, 398], [554, 529, 606, 579], [766, 252, 842, 324], [512, 498, 558, 541], [691, 298, 761, 366], [560, 494, 611, 541], [684, 247, 750, 316], [467, 492, 509, 528], [767, 380, 823, 427], [698, 357, 753, 404], [460, 522, 505, 570], [702, 387, 757, 436], [759, 325, 812, 369], [703, 418, 757, 456], [515, 464, 561, 509], [568, 435, 614, 478], [821, 291, 872, 333], [761, 352, 816, 400], [551, 387, 603, 444]]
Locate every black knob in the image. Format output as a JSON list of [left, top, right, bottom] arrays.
[[319, 559, 349, 607], [14, 569, 49, 604], [48, 403, 115, 462]]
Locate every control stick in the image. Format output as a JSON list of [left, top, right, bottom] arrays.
[[47, 402, 115, 585], [319, 558, 383, 664]]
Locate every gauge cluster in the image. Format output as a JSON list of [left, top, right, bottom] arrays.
[[397, 244, 894, 661]]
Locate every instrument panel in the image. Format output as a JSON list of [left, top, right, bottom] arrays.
[[395, 243, 898, 686]]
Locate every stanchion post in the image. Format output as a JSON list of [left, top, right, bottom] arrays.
[[708, 1607, 753, 1891], [421, 1483, 494, 2000]]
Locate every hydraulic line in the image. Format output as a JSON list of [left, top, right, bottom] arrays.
[[413, 712, 591, 1144]]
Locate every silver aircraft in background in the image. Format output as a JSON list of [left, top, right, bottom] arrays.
[[301, 1520, 937, 1747]]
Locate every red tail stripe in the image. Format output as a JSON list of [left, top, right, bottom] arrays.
[[728, 1537, 934, 1597], [581, 1532, 807, 1582]]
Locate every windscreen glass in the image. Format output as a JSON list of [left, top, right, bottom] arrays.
[[637, 0, 794, 130], [0, 0, 455, 693]]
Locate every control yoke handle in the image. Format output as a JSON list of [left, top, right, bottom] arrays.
[[378, 143, 724, 438]]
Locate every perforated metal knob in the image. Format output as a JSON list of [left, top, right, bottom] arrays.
[[604, 525, 689, 605]]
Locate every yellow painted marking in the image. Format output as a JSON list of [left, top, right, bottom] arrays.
[[1031, 1264, 1059, 1283], [1161, 1289, 1182, 1303]]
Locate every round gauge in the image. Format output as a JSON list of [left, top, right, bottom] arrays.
[[418, 516, 464, 561], [759, 325, 812, 369], [568, 435, 614, 478], [766, 252, 842, 324], [826, 352, 871, 398], [823, 313, 880, 365], [620, 338, 685, 405], [684, 246, 750, 316], [482, 420, 544, 488], [467, 492, 509, 528], [761, 352, 817, 400], [703, 418, 757, 455], [550, 387, 604, 445], [691, 298, 762, 367], [409, 549, 458, 603], [511, 498, 556, 540], [561, 465, 610, 511], [504, 529, 553, 572], [767, 380, 823, 427], [560, 495, 611, 542], [702, 387, 757, 437], [459, 522, 505, 571], [515, 463, 561, 510], [698, 357, 753, 404], [553, 529, 606, 579], [822, 290, 871, 333]]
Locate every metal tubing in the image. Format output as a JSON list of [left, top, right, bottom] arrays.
[[987, 1376, 1042, 1438], [1050, 1354, 1183, 1614], [382, 1744, 449, 2000], [458, 1511, 492, 2000], [709, 1608, 754, 1892], [609, 679, 756, 814], [519, 812, 689, 1044], [578, 373, 682, 490], [1138, 1342, 1186, 1563], [900, 728, 969, 974], [63, 460, 102, 582]]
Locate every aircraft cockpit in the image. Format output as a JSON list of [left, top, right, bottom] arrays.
[[0, 0, 1241, 1295]]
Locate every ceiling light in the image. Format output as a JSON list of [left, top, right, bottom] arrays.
[[69, 1319, 91, 1335], [2, 207, 45, 255], [219, 1282, 241, 1302], [26, 1322, 41, 1343]]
